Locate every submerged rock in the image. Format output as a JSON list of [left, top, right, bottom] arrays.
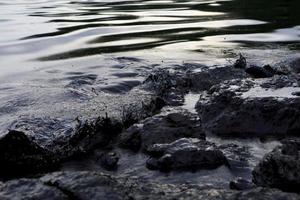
[[196, 76, 300, 137], [253, 139, 300, 193], [146, 138, 227, 171], [119, 108, 205, 151]]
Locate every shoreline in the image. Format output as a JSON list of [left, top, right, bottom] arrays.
[[0, 55, 300, 199]]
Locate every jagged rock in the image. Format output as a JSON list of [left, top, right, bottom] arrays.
[[196, 76, 300, 137], [253, 139, 300, 193], [229, 178, 255, 191], [99, 152, 119, 170], [119, 108, 205, 151], [146, 138, 227, 171]]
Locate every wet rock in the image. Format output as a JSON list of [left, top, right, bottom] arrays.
[[118, 124, 142, 152], [143, 69, 190, 105], [245, 65, 275, 78], [1, 171, 299, 200], [119, 108, 205, 151], [229, 178, 255, 191], [233, 54, 247, 69], [146, 138, 227, 171], [1, 116, 123, 176], [0, 130, 56, 177], [226, 187, 300, 200], [219, 143, 251, 170], [253, 140, 300, 193], [99, 152, 119, 170], [0, 179, 66, 200], [141, 96, 166, 117], [289, 57, 300, 73], [196, 76, 300, 137], [187, 65, 249, 92], [41, 171, 124, 200]]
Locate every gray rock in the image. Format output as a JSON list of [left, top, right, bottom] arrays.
[[253, 140, 300, 193], [187, 65, 249, 92], [146, 138, 227, 171], [1, 171, 299, 200], [229, 178, 255, 191], [196, 76, 300, 137], [0, 116, 123, 176], [0, 179, 66, 200], [119, 108, 205, 151]]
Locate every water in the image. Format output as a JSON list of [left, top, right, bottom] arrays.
[[0, 0, 300, 76], [0, 0, 299, 185]]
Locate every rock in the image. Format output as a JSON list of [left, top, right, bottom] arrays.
[[219, 143, 251, 171], [253, 140, 300, 193], [245, 65, 275, 78], [99, 152, 119, 170], [196, 76, 300, 137], [289, 57, 300, 73], [0, 179, 66, 200], [146, 138, 227, 171], [233, 54, 247, 69], [119, 108, 205, 151], [143, 69, 190, 105], [0, 130, 56, 177], [229, 178, 255, 191], [41, 171, 124, 200], [0, 116, 123, 177], [118, 124, 142, 152], [187, 65, 249, 92], [1, 171, 299, 200]]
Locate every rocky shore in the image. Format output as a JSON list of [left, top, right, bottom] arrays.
[[0, 55, 300, 199]]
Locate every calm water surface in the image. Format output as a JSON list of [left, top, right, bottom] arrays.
[[0, 0, 299, 76]]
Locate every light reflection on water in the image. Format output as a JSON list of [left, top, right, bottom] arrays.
[[0, 0, 299, 75]]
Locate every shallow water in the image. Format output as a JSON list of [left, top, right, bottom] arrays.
[[0, 0, 299, 186]]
